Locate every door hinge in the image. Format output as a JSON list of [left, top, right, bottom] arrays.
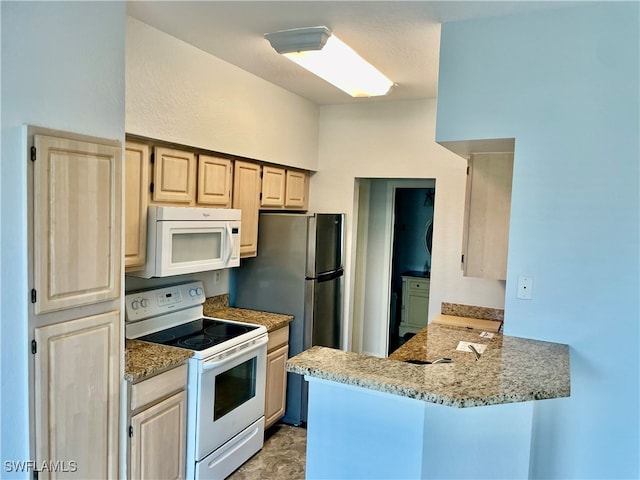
[[150, 182, 154, 194], [128, 425, 134, 438], [461, 254, 465, 263], [466, 166, 470, 175], [150, 152, 154, 164], [259, 192, 262, 200], [30, 146, 37, 162], [31, 340, 37, 354], [31, 288, 37, 303]]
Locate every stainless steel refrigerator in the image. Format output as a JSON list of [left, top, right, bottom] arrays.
[[234, 213, 344, 425]]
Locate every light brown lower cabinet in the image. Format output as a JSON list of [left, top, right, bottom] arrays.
[[34, 311, 120, 480], [129, 364, 188, 480], [265, 326, 289, 428]]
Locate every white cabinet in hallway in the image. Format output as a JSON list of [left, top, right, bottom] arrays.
[[399, 274, 430, 337]]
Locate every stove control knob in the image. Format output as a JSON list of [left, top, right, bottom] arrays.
[[131, 300, 140, 310], [196, 287, 203, 296], [140, 299, 149, 308], [189, 288, 197, 297]]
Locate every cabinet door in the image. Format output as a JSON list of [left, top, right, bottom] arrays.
[[407, 293, 429, 330], [34, 311, 120, 480], [125, 142, 149, 270], [33, 134, 121, 314], [197, 154, 232, 207], [232, 160, 261, 257], [261, 166, 286, 208], [130, 390, 187, 480], [153, 147, 196, 204], [285, 170, 309, 209], [265, 344, 288, 428], [463, 152, 513, 280]]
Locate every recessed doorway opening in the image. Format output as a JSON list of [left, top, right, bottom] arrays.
[[351, 178, 436, 358]]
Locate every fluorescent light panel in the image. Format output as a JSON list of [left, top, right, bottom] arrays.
[[265, 27, 393, 98]]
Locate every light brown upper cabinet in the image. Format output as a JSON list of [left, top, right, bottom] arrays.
[[197, 154, 233, 207], [462, 152, 514, 281], [232, 160, 262, 258], [33, 134, 121, 314], [285, 170, 309, 209], [259, 167, 309, 211], [125, 142, 150, 271], [152, 146, 196, 205], [261, 166, 286, 208]]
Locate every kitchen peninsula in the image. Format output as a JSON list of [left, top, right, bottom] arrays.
[[287, 322, 570, 479]]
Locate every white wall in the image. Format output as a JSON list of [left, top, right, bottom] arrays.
[[437, 4, 639, 478], [312, 99, 506, 354], [0, 2, 125, 475], [126, 16, 319, 171]]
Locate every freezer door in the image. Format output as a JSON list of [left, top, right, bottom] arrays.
[[307, 214, 344, 277], [305, 270, 343, 349]]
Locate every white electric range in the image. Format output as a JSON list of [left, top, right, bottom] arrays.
[[125, 281, 268, 480]]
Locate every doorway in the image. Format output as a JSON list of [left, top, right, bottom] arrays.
[[351, 179, 435, 358], [388, 188, 435, 354]]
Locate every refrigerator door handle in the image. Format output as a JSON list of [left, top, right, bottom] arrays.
[[308, 268, 344, 283], [304, 279, 315, 350]]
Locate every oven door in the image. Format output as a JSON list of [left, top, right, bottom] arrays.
[[195, 335, 267, 460], [155, 220, 239, 277]]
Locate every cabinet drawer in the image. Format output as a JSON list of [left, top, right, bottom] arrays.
[[268, 326, 289, 352], [131, 363, 187, 411], [408, 278, 430, 292]]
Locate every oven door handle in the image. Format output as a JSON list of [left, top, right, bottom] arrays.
[[201, 336, 267, 371]]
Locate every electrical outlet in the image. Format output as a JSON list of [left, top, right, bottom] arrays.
[[213, 271, 221, 284], [517, 275, 533, 300]]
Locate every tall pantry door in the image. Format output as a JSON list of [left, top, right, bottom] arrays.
[[34, 310, 120, 480], [32, 134, 121, 313]]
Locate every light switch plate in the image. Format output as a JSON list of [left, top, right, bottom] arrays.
[[517, 275, 533, 300]]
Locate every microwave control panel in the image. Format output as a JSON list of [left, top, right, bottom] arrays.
[[125, 281, 206, 322]]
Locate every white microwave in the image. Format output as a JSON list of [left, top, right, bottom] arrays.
[[129, 206, 241, 278]]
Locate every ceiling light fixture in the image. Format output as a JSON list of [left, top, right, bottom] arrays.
[[264, 26, 394, 98]]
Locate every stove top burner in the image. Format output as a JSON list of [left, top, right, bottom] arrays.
[[141, 331, 177, 343], [204, 323, 251, 338], [178, 335, 214, 349], [137, 318, 260, 352]]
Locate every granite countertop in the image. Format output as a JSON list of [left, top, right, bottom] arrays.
[[204, 306, 294, 332], [286, 323, 570, 408], [125, 339, 193, 383]]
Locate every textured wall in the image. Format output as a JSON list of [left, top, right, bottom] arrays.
[[126, 16, 319, 171], [437, 3, 639, 478]]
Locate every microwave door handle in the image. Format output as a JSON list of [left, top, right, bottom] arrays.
[[224, 222, 233, 264]]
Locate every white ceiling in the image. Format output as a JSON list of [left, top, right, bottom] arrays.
[[126, 1, 576, 106]]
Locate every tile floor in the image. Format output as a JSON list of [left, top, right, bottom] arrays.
[[227, 424, 307, 480]]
